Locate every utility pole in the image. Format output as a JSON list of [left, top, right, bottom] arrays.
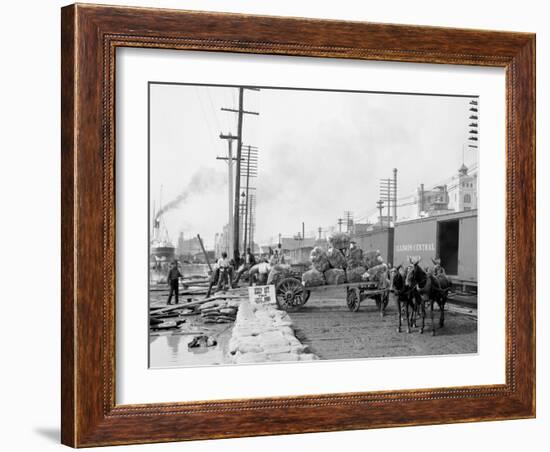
[[217, 133, 237, 257], [343, 211, 354, 233], [221, 87, 259, 262], [337, 218, 344, 232], [318, 227, 322, 240], [393, 168, 398, 224], [241, 145, 258, 254], [239, 191, 246, 252], [248, 192, 256, 251], [380, 176, 396, 227]]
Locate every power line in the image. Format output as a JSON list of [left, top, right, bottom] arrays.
[[221, 87, 260, 261], [194, 90, 218, 151], [205, 88, 223, 133]]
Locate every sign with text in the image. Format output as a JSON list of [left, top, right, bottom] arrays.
[[248, 285, 276, 305]]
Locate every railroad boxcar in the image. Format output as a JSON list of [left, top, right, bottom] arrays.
[[393, 210, 477, 291], [354, 228, 394, 265]]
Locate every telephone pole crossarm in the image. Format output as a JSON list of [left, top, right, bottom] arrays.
[[221, 107, 259, 116]]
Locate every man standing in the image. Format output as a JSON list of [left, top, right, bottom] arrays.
[[166, 260, 183, 305], [215, 251, 233, 292], [273, 243, 285, 264], [233, 247, 257, 285]]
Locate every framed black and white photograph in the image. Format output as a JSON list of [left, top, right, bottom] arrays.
[[147, 81, 480, 369], [116, 44, 507, 406], [60, 4, 536, 447]]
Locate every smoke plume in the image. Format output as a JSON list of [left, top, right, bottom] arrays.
[[155, 167, 225, 219]]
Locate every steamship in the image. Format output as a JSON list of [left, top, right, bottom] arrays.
[[150, 206, 175, 283]]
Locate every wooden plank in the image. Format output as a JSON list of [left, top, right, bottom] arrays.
[[150, 295, 244, 315]]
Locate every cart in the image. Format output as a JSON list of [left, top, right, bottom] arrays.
[[275, 275, 390, 315]]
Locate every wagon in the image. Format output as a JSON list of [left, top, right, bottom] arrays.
[[274, 275, 390, 314]]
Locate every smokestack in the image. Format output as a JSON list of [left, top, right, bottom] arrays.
[[420, 183, 425, 214], [153, 218, 160, 241]]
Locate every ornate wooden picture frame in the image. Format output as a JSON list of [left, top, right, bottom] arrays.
[[61, 3, 535, 447]]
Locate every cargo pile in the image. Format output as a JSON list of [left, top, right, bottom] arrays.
[[199, 298, 240, 324], [326, 247, 346, 268], [346, 265, 366, 283], [267, 263, 292, 285], [227, 300, 318, 364], [347, 247, 364, 268], [363, 250, 382, 269], [310, 246, 330, 272], [324, 268, 346, 285], [327, 231, 351, 249], [302, 268, 326, 287], [300, 233, 387, 287], [362, 262, 389, 282]]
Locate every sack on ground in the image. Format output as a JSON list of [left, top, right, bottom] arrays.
[[267, 264, 291, 285], [302, 268, 326, 287], [346, 266, 366, 283], [326, 247, 346, 269], [324, 268, 346, 285], [310, 246, 330, 273], [327, 231, 351, 250], [346, 247, 364, 268]]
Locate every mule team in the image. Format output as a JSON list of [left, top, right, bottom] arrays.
[[389, 257, 451, 336]]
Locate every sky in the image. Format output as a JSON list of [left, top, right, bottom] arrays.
[[149, 83, 478, 249]]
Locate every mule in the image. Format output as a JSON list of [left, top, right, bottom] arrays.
[[408, 257, 451, 335], [406, 258, 431, 334], [429, 258, 451, 331], [390, 265, 418, 333]]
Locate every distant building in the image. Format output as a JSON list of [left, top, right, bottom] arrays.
[[352, 222, 373, 234], [191, 250, 215, 264], [375, 216, 394, 228], [175, 233, 203, 261], [279, 236, 317, 252], [176, 232, 185, 256], [287, 246, 314, 265], [214, 224, 230, 259], [417, 183, 453, 217], [453, 163, 478, 212]]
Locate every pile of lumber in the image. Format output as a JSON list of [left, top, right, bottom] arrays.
[[149, 292, 244, 330]]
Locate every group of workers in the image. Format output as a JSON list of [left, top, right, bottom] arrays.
[[205, 243, 285, 297], [165, 244, 286, 304]]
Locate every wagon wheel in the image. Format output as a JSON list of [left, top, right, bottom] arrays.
[[276, 277, 307, 312], [346, 287, 360, 312]]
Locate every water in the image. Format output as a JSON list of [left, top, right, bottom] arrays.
[[148, 262, 232, 368], [149, 322, 233, 368], [181, 263, 210, 277]]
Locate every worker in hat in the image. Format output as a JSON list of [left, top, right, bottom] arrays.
[[166, 260, 183, 305]]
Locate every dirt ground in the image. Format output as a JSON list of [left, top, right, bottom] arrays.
[[290, 287, 478, 360]]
